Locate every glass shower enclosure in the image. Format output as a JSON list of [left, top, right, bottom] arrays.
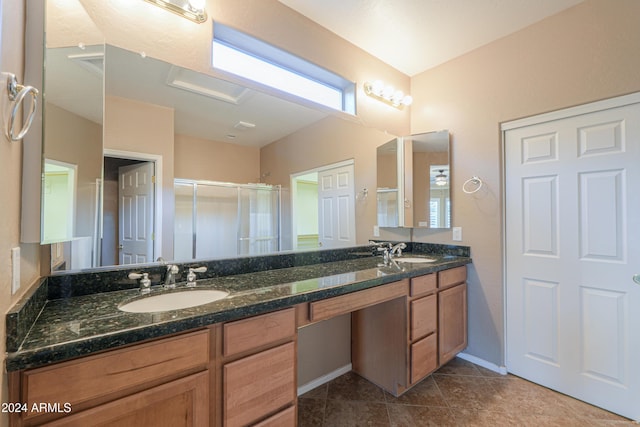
[[174, 179, 281, 261]]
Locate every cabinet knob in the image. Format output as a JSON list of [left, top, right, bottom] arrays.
[[633, 274, 640, 285]]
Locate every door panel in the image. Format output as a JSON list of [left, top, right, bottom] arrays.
[[119, 162, 154, 265], [317, 163, 355, 249], [505, 97, 640, 421], [579, 170, 624, 261]]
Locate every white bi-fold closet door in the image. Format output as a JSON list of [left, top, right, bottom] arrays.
[[504, 93, 640, 421]]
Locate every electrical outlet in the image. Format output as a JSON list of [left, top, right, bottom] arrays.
[[11, 247, 20, 295], [452, 227, 462, 242], [373, 225, 380, 237]]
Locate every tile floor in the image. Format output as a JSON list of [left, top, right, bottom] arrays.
[[297, 357, 637, 426]]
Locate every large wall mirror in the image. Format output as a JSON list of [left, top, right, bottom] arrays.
[[376, 130, 450, 229], [40, 0, 392, 272]]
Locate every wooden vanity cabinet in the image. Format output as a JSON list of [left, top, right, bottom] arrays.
[[8, 265, 466, 425], [8, 330, 211, 426], [219, 308, 297, 427], [352, 265, 468, 397]]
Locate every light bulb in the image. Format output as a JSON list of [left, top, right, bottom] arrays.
[[402, 95, 413, 106], [382, 85, 395, 100], [371, 80, 384, 96], [392, 90, 404, 104], [189, 0, 206, 11]]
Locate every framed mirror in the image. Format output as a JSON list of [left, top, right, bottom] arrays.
[[376, 130, 450, 229], [408, 131, 450, 228], [43, 1, 104, 270], [39, 0, 392, 272]]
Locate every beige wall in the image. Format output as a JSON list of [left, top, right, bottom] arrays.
[[298, 315, 351, 386], [174, 134, 260, 183], [410, 0, 640, 365], [0, 2, 42, 426], [104, 95, 175, 259]]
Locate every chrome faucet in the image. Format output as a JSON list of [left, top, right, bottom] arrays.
[[370, 241, 393, 264], [390, 242, 406, 257], [370, 241, 406, 265], [164, 264, 179, 288]]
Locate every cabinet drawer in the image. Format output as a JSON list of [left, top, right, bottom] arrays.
[[438, 266, 466, 289], [410, 333, 438, 384], [223, 342, 296, 427], [410, 294, 437, 341], [22, 330, 209, 416], [223, 308, 295, 357], [410, 273, 436, 297], [253, 405, 296, 427], [310, 280, 408, 322]]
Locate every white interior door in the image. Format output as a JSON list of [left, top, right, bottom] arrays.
[[318, 163, 356, 249], [119, 162, 155, 265], [504, 95, 640, 421]]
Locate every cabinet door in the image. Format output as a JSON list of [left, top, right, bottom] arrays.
[[223, 342, 295, 427], [438, 283, 467, 364], [44, 371, 209, 427], [410, 333, 438, 384]]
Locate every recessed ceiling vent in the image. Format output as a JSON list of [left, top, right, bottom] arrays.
[[68, 52, 104, 76], [233, 121, 256, 130], [166, 65, 250, 104]]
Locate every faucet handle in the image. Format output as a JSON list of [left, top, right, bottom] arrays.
[[128, 272, 151, 293], [186, 266, 207, 287]]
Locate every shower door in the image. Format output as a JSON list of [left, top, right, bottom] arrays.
[[174, 180, 280, 260], [238, 186, 280, 255]]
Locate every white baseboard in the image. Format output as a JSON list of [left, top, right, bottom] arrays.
[[297, 364, 352, 396], [457, 352, 508, 375]]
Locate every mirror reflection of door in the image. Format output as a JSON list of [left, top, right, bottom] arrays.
[[119, 162, 155, 264], [102, 157, 155, 266], [292, 161, 356, 250]]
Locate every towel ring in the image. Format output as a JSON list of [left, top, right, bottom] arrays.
[[462, 176, 483, 194], [6, 73, 39, 141]]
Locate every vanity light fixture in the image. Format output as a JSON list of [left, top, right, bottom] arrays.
[[144, 0, 207, 23], [435, 170, 448, 186], [363, 80, 413, 108]]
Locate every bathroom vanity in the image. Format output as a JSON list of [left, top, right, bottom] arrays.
[[6, 247, 469, 426]]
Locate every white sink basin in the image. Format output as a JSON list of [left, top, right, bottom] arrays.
[[396, 257, 436, 263], [119, 289, 229, 313]]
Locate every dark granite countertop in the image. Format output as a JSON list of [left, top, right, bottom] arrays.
[[5, 250, 471, 372]]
